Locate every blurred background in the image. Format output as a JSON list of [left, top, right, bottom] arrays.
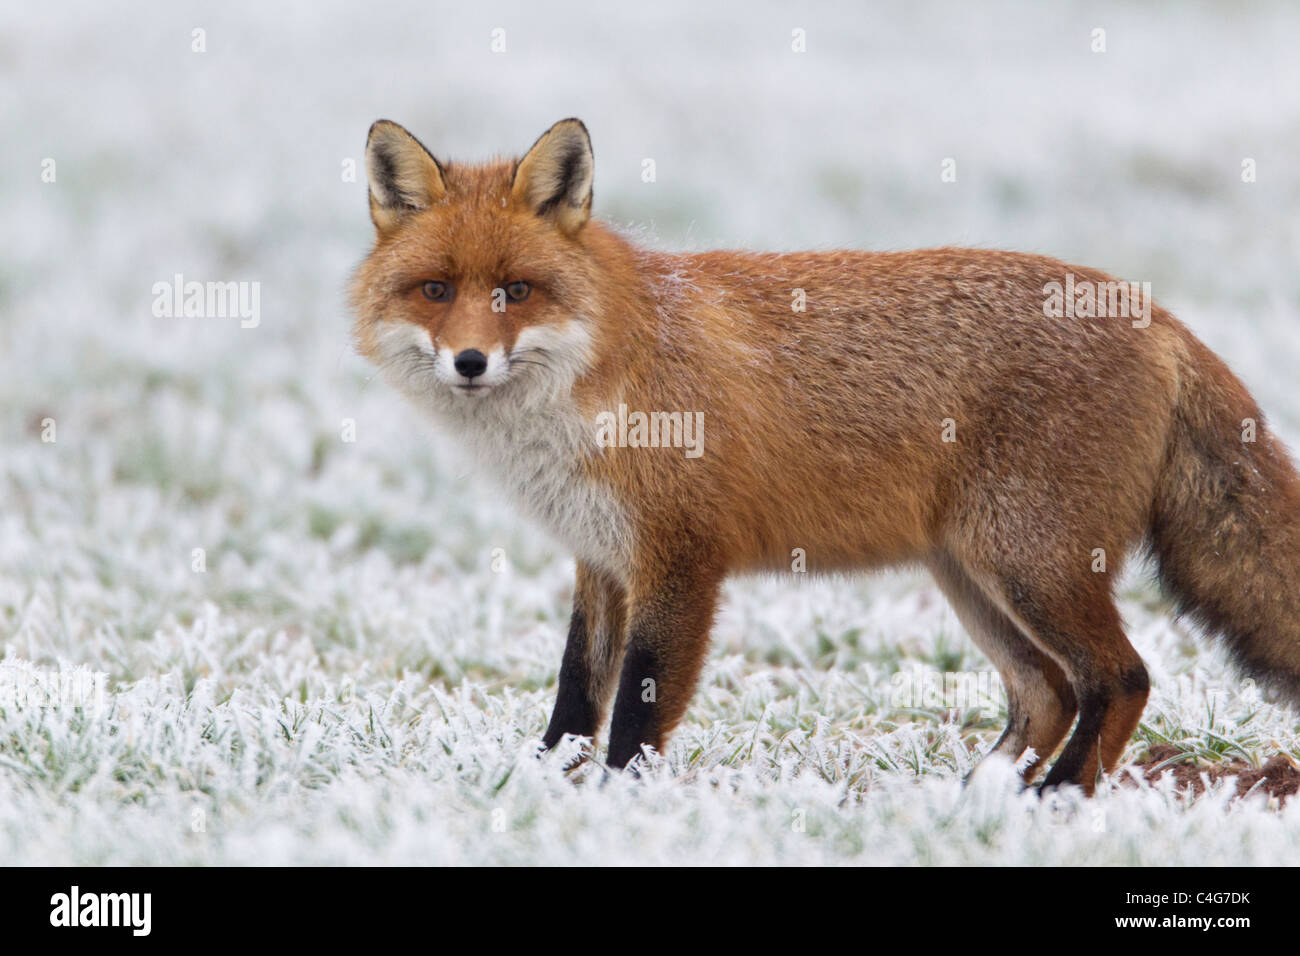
[[1, 1, 1298, 863]]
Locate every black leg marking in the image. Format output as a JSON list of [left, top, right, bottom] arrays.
[[605, 641, 662, 770], [541, 608, 598, 750], [1039, 688, 1108, 791]]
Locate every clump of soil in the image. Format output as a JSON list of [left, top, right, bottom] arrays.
[[1132, 745, 1300, 803]]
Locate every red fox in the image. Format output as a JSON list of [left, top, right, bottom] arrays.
[[351, 118, 1300, 793]]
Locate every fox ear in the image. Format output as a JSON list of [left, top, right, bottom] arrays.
[[511, 118, 593, 236], [365, 120, 446, 232]]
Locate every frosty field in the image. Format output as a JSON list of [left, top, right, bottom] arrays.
[[3, 1, 1300, 864]]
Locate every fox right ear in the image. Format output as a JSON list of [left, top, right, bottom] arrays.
[[364, 120, 446, 232]]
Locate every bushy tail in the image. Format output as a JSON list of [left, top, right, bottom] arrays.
[[1150, 334, 1300, 705]]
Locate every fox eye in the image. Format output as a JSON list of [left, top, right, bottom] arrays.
[[421, 281, 451, 302], [503, 281, 531, 302]]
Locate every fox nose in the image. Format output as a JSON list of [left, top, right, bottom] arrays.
[[453, 349, 488, 379]]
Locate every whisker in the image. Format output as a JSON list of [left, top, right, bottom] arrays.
[[385, 346, 441, 387]]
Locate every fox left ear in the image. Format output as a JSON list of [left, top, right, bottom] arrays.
[[364, 119, 447, 233], [511, 118, 593, 236]]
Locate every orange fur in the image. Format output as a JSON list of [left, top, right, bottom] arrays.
[[352, 119, 1300, 790]]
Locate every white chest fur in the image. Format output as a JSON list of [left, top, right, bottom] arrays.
[[451, 398, 632, 576]]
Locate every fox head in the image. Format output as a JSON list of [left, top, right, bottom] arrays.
[[351, 118, 610, 412]]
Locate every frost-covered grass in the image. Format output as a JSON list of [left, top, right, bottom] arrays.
[[2, 0, 1300, 864]]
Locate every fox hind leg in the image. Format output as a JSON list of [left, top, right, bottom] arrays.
[[953, 556, 1150, 794], [928, 552, 1077, 784]]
